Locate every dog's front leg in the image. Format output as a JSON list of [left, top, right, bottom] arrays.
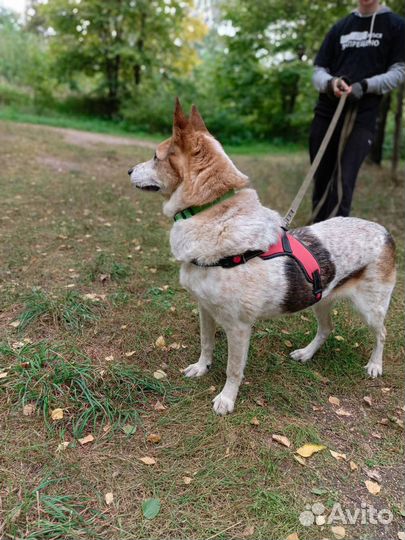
[[183, 304, 216, 378], [212, 323, 252, 415]]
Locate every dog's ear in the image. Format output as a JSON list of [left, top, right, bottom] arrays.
[[190, 104, 207, 132], [173, 97, 188, 131]]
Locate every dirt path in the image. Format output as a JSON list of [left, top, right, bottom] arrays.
[[16, 121, 157, 149]]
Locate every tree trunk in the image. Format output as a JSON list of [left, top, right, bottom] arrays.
[[134, 12, 146, 86], [368, 93, 391, 165], [106, 54, 121, 117], [391, 83, 404, 184]]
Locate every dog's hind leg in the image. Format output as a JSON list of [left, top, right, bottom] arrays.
[[212, 322, 252, 415], [183, 304, 216, 378], [290, 300, 333, 363], [349, 280, 395, 378]]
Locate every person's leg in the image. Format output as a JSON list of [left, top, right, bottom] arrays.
[[310, 115, 341, 223], [336, 125, 374, 217]]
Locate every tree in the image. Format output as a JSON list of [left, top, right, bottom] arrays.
[[28, 0, 205, 116]]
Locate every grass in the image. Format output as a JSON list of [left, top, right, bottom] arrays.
[[0, 118, 403, 539]]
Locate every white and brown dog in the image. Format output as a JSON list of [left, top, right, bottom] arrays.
[[129, 99, 396, 415]]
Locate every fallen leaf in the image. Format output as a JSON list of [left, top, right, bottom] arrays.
[[296, 444, 326, 458], [103, 423, 112, 434], [250, 417, 260, 426], [300, 314, 310, 321], [272, 434, 291, 448], [142, 498, 161, 519], [328, 396, 341, 407], [397, 533, 405, 540], [122, 424, 137, 436], [366, 469, 382, 483], [284, 340, 293, 348], [330, 450, 347, 461], [334, 335, 345, 341], [105, 355, 114, 362], [372, 432, 382, 439], [125, 351, 136, 357], [286, 534, 299, 540], [153, 400, 166, 411], [335, 408, 352, 417], [56, 441, 70, 452], [349, 460, 358, 471], [23, 403, 36, 416], [379, 418, 389, 425], [139, 456, 156, 465], [0, 371, 9, 379], [153, 369, 167, 380], [365, 480, 381, 495], [241, 525, 255, 537], [363, 396, 372, 407], [147, 433, 161, 444], [331, 525, 346, 539], [381, 387, 391, 394], [51, 408, 64, 421], [293, 455, 307, 466], [10, 320, 20, 328], [281, 328, 290, 334], [311, 487, 328, 495], [78, 434, 94, 445], [105, 492, 114, 505], [168, 342, 181, 350], [183, 476, 193, 485], [155, 335, 166, 349]]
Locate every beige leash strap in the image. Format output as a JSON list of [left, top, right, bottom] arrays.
[[282, 93, 348, 229]]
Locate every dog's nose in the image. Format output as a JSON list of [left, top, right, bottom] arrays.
[[128, 167, 134, 176]]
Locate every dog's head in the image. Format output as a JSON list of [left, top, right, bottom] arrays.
[[128, 98, 248, 217]]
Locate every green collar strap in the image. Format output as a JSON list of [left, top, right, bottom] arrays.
[[173, 189, 237, 222]]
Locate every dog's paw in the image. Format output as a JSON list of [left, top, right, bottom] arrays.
[[290, 347, 313, 363], [182, 362, 210, 378], [212, 392, 235, 415], [365, 361, 383, 378]]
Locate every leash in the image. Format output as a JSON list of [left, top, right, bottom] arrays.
[[282, 93, 349, 229]]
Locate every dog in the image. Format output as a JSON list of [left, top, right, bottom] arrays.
[[128, 98, 396, 415]]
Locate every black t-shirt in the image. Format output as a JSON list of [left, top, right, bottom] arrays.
[[314, 10, 405, 130]]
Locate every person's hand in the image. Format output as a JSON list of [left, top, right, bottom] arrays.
[[347, 80, 367, 103], [327, 77, 351, 99]]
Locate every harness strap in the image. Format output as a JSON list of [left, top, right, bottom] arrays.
[[191, 231, 323, 301]]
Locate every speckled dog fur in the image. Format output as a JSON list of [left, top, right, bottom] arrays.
[[129, 99, 396, 415]]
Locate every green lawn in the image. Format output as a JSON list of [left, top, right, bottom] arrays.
[[0, 119, 404, 540]]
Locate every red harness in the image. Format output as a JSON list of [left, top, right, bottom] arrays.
[[192, 231, 323, 302]]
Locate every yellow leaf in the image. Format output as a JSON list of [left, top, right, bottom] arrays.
[[56, 441, 70, 452], [105, 355, 114, 362], [0, 371, 8, 379], [272, 434, 291, 448], [125, 351, 136, 357], [139, 456, 156, 465], [241, 525, 255, 537], [10, 320, 20, 328], [293, 455, 307, 466], [349, 460, 358, 471], [365, 480, 381, 495], [78, 434, 94, 445], [334, 335, 345, 341], [105, 492, 114, 505], [51, 408, 64, 421], [168, 342, 181, 350], [284, 340, 293, 348], [23, 403, 36, 416], [153, 369, 167, 380], [183, 476, 193, 485], [287, 534, 299, 540], [331, 525, 346, 539], [328, 396, 340, 407], [147, 433, 161, 444], [155, 336, 166, 349], [296, 444, 326, 458], [330, 450, 347, 461], [250, 417, 260, 426], [335, 408, 352, 417]]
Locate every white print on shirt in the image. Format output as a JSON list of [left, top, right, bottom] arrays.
[[340, 31, 383, 50]]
